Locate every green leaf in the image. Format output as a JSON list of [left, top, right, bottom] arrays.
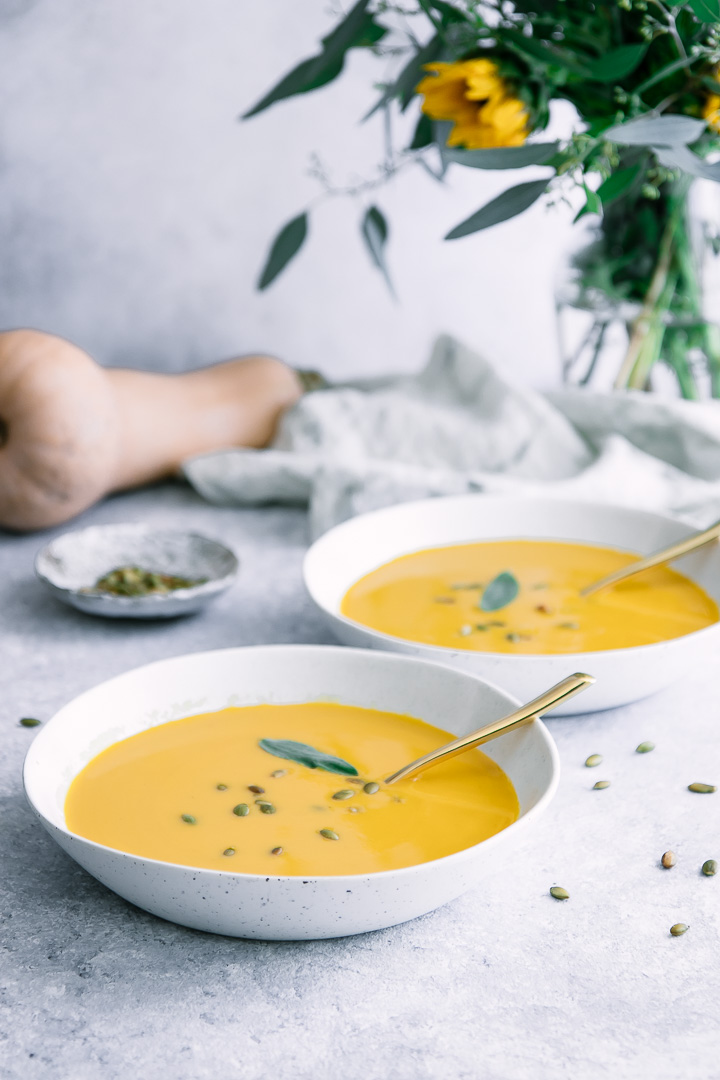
[[689, 0, 720, 21], [445, 178, 550, 240], [655, 145, 720, 182], [258, 738, 359, 776], [443, 142, 560, 170], [502, 29, 588, 76], [585, 44, 648, 83], [243, 0, 385, 118], [409, 112, 434, 150], [257, 212, 308, 290], [361, 206, 395, 294], [596, 165, 641, 206], [573, 183, 603, 223], [635, 56, 699, 96], [364, 34, 441, 120], [479, 572, 520, 612], [604, 114, 706, 147]]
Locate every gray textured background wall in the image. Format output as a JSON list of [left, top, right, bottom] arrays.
[[0, 0, 577, 382]]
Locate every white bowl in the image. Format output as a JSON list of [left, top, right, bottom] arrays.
[[303, 496, 720, 713], [35, 523, 238, 618], [23, 644, 558, 940]]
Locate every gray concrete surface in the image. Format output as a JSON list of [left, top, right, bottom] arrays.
[[2, 483, 719, 1079]]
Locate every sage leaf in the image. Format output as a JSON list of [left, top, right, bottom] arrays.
[[479, 571, 520, 612], [257, 212, 308, 290], [258, 738, 359, 776], [361, 206, 395, 295], [243, 0, 385, 118], [443, 143, 560, 170], [655, 145, 720, 183], [604, 115, 706, 148], [445, 178, 550, 239]]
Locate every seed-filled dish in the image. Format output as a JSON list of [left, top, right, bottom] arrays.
[[340, 539, 719, 655], [65, 702, 519, 876]]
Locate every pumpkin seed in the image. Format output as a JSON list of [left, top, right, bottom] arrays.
[[232, 803, 250, 817], [550, 886, 569, 901], [459, 624, 473, 636], [248, 785, 265, 794], [506, 632, 522, 643], [593, 780, 611, 790], [558, 621, 580, 630], [585, 754, 603, 768], [216, 783, 228, 791], [19, 717, 41, 728], [363, 782, 380, 795], [270, 770, 287, 778], [688, 783, 716, 793], [670, 923, 689, 936], [319, 828, 339, 840], [223, 847, 235, 856], [433, 596, 455, 604], [332, 789, 355, 800], [271, 847, 283, 855], [259, 803, 276, 814], [702, 859, 717, 876], [635, 741, 655, 753], [661, 850, 677, 869], [180, 814, 196, 824]]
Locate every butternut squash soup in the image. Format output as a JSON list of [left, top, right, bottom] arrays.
[[340, 539, 718, 654], [65, 702, 519, 875]]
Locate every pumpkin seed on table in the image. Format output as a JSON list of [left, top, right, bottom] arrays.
[[585, 754, 603, 768], [702, 860, 717, 876], [670, 923, 689, 937], [661, 850, 677, 869], [635, 741, 655, 754], [550, 886, 569, 901], [688, 783, 716, 793], [593, 780, 611, 790]]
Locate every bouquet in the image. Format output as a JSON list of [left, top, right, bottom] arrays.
[[244, 0, 720, 398]]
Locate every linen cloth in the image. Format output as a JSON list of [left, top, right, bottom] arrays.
[[183, 335, 720, 537]]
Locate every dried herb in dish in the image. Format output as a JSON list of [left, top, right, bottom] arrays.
[[88, 565, 207, 597]]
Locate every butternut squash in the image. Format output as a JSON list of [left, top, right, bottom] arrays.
[[0, 329, 302, 531]]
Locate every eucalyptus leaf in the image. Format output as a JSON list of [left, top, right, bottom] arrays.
[[585, 44, 648, 83], [243, 0, 385, 118], [257, 212, 308, 290], [361, 205, 395, 295], [597, 164, 641, 205], [689, 0, 720, 21], [443, 142, 560, 170], [573, 184, 602, 223], [409, 112, 434, 150], [604, 115, 706, 148], [655, 145, 720, 182], [258, 738, 359, 776], [445, 178, 550, 240], [479, 572, 520, 612], [502, 29, 588, 76]]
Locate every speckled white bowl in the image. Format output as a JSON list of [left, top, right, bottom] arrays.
[[23, 645, 559, 940], [35, 523, 238, 618], [303, 496, 720, 713]]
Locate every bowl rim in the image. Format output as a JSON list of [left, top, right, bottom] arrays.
[[303, 494, 720, 662], [22, 643, 560, 886], [34, 522, 239, 604]]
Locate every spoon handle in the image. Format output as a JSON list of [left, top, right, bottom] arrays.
[[579, 518, 720, 598], [383, 672, 595, 785]]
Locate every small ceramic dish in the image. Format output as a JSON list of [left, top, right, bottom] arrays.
[[35, 523, 238, 618], [23, 644, 558, 940], [303, 496, 720, 713]]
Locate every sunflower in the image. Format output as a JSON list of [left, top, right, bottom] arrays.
[[703, 90, 720, 134], [416, 59, 529, 149]]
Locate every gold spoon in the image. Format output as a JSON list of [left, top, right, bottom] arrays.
[[579, 517, 720, 599], [384, 672, 595, 785]]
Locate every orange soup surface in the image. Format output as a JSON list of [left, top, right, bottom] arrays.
[[341, 539, 718, 654], [65, 702, 519, 876]]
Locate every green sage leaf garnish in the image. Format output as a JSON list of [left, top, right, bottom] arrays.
[[479, 571, 520, 612], [258, 738, 359, 776]]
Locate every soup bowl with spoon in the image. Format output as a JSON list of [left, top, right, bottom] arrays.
[[23, 645, 587, 940], [303, 496, 720, 712]]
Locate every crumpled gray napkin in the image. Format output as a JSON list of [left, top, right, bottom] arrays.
[[183, 335, 720, 537]]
